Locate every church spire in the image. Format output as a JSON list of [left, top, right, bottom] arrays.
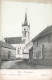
[[24, 8, 27, 25], [22, 9, 28, 26], [22, 8, 30, 43]]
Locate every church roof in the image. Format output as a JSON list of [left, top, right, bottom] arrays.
[[32, 25, 52, 42], [5, 37, 25, 44], [0, 41, 15, 50]]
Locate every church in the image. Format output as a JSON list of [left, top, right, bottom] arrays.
[[5, 10, 30, 59]]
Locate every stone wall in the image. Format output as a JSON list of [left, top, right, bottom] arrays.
[[29, 48, 33, 63], [33, 43, 52, 59], [33, 33, 52, 49], [1, 47, 16, 60]]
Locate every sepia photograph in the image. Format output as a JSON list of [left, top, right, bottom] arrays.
[[0, 0, 52, 70]]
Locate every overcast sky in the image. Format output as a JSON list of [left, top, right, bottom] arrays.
[[1, 1, 52, 40]]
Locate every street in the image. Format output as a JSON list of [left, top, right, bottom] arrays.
[[1, 59, 52, 69]]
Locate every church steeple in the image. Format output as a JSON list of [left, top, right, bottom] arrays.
[[22, 9, 30, 44], [24, 9, 28, 25], [22, 9, 29, 26]]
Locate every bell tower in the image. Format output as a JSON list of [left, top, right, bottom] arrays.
[[22, 9, 30, 44]]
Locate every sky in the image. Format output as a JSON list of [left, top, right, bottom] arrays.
[[1, 1, 52, 40]]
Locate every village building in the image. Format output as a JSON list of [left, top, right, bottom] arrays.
[[5, 10, 30, 59], [29, 25, 52, 65], [29, 46, 33, 63], [0, 41, 16, 61], [25, 41, 33, 53]]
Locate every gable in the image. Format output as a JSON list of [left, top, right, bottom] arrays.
[[0, 41, 15, 50]]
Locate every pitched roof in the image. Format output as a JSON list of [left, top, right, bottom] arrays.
[[25, 40, 33, 46], [29, 46, 33, 51], [5, 37, 25, 44], [25, 40, 33, 51], [0, 41, 15, 50], [32, 25, 52, 41]]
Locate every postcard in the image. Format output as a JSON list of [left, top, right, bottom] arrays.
[[0, 0, 52, 80]]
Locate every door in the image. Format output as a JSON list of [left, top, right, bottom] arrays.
[[8, 51, 11, 60]]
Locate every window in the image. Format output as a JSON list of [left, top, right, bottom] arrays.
[[24, 29, 26, 37], [25, 31, 26, 37], [18, 48, 20, 54], [33, 50, 36, 59], [20, 47, 21, 49], [23, 29, 26, 37], [8, 51, 11, 60], [24, 29, 26, 30], [48, 34, 51, 43], [28, 32, 30, 38]]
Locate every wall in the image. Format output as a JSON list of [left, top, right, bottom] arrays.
[[12, 43, 24, 57], [33, 46, 42, 59], [33, 43, 52, 59], [1, 47, 16, 60], [29, 33, 52, 65], [22, 26, 30, 44], [12, 43, 29, 59], [33, 35, 48, 50], [23, 53, 29, 59], [32, 59, 52, 66], [0, 45, 1, 67], [25, 41, 33, 53], [50, 33, 52, 42], [16, 44, 25, 58], [29, 48, 33, 63], [29, 43, 52, 65], [33, 33, 52, 49], [42, 43, 52, 59], [38, 35, 48, 46]]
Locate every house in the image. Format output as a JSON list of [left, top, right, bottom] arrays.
[[29, 25, 52, 65], [5, 10, 30, 59], [23, 41, 33, 59], [25, 41, 33, 53], [0, 41, 16, 61]]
